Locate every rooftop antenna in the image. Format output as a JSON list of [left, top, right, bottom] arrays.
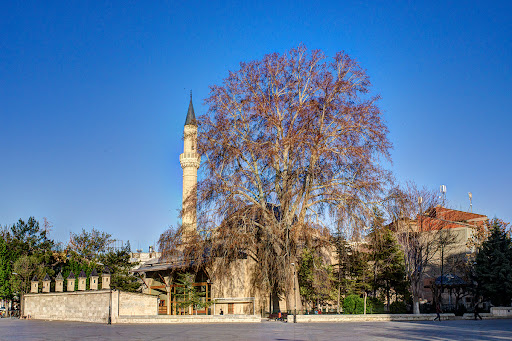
[[468, 192, 472, 213], [439, 185, 446, 207]]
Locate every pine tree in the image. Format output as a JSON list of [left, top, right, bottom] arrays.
[[474, 218, 512, 306], [367, 208, 409, 311], [174, 273, 211, 314], [298, 248, 335, 311]]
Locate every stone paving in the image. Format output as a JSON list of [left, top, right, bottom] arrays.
[[1, 318, 512, 340]]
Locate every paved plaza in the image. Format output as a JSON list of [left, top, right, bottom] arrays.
[[1, 319, 511, 340]]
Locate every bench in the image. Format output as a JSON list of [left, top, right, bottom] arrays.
[[268, 312, 288, 321]]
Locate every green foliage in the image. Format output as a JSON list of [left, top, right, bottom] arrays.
[[174, 273, 212, 313], [474, 218, 512, 306], [343, 294, 364, 314], [367, 297, 385, 314], [10, 255, 45, 294], [1, 219, 140, 295], [0, 236, 13, 298], [389, 300, 408, 314], [8, 217, 54, 256], [1, 217, 55, 296], [298, 248, 335, 307], [367, 212, 409, 307], [99, 245, 140, 292], [332, 234, 371, 297], [342, 294, 384, 314]]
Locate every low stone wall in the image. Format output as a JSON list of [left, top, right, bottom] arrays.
[[462, 313, 492, 319], [24, 290, 158, 324], [24, 291, 111, 323], [289, 313, 456, 323], [490, 307, 512, 317], [117, 291, 158, 317], [116, 315, 261, 324]]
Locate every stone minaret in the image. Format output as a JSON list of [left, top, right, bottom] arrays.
[[179, 92, 201, 240]]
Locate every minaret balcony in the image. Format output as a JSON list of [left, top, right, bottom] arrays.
[[180, 152, 201, 168]]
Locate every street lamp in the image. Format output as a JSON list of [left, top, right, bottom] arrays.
[[11, 272, 22, 318], [291, 263, 296, 323]]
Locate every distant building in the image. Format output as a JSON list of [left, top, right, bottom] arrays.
[[418, 206, 488, 308], [130, 246, 161, 270]]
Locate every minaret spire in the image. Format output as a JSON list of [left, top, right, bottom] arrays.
[[185, 90, 197, 126], [180, 93, 200, 241]]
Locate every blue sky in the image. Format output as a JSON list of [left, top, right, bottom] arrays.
[[1, 1, 511, 250]]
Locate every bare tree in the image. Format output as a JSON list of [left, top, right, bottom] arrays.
[[386, 182, 456, 314], [160, 45, 391, 310], [67, 228, 112, 261]]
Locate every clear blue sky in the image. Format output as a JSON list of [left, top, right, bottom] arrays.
[[1, 1, 511, 251]]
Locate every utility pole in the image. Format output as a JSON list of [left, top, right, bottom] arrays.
[[291, 263, 297, 323]]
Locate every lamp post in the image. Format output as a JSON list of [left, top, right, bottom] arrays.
[[11, 272, 22, 318], [291, 263, 296, 323]]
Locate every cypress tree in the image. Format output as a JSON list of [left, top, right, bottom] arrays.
[[0, 235, 13, 299]]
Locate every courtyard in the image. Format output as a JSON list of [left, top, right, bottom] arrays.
[[1, 319, 511, 341]]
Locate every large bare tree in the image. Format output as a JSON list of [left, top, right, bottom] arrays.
[[160, 45, 391, 310]]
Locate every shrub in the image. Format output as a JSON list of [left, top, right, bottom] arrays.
[[343, 294, 364, 314], [389, 300, 407, 314], [367, 297, 385, 314]]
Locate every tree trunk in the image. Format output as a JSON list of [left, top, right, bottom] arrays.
[[412, 297, 420, 314], [386, 287, 390, 312], [271, 288, 280, 313], [337, 286, 341, 314]]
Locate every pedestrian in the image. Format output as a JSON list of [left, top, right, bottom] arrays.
[[433, 302, 442, 321], [220, 309, 224, 315], [474, 300, 482, 320]]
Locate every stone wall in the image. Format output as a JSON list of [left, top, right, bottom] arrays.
[[24, 291, 111, 323], [24, 290, 158, 324], [491, 307, 512, 317], [118, 291, 158, 316], [290, 313, 456, 322]]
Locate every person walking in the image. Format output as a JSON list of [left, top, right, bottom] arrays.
[[433, 302, 442, 321], [474, 300, 482, 320]]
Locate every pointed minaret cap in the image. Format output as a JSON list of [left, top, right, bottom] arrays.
[[68, 271, 75, 279], [91, 269, 98, 277], [185, 91, 197, 126], [43, 274, 51, 281], [31, 275, 38, 281], [103, 266, 111, 275], [56, 272, 64, 280], [78, 270, 86, 278]]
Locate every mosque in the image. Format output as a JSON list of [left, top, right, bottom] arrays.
[[133, 95, 291, 316]]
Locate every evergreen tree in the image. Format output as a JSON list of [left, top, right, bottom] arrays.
[[0, 235, 13, 299], [332, 232, 371, 309], [174, 273, 211, 314], [1, 217, 55, 297], [99, 246, 141, 292], [367, 210, 409, 310], [298, 248, 335, 310], [474, 218, 512, 306]]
